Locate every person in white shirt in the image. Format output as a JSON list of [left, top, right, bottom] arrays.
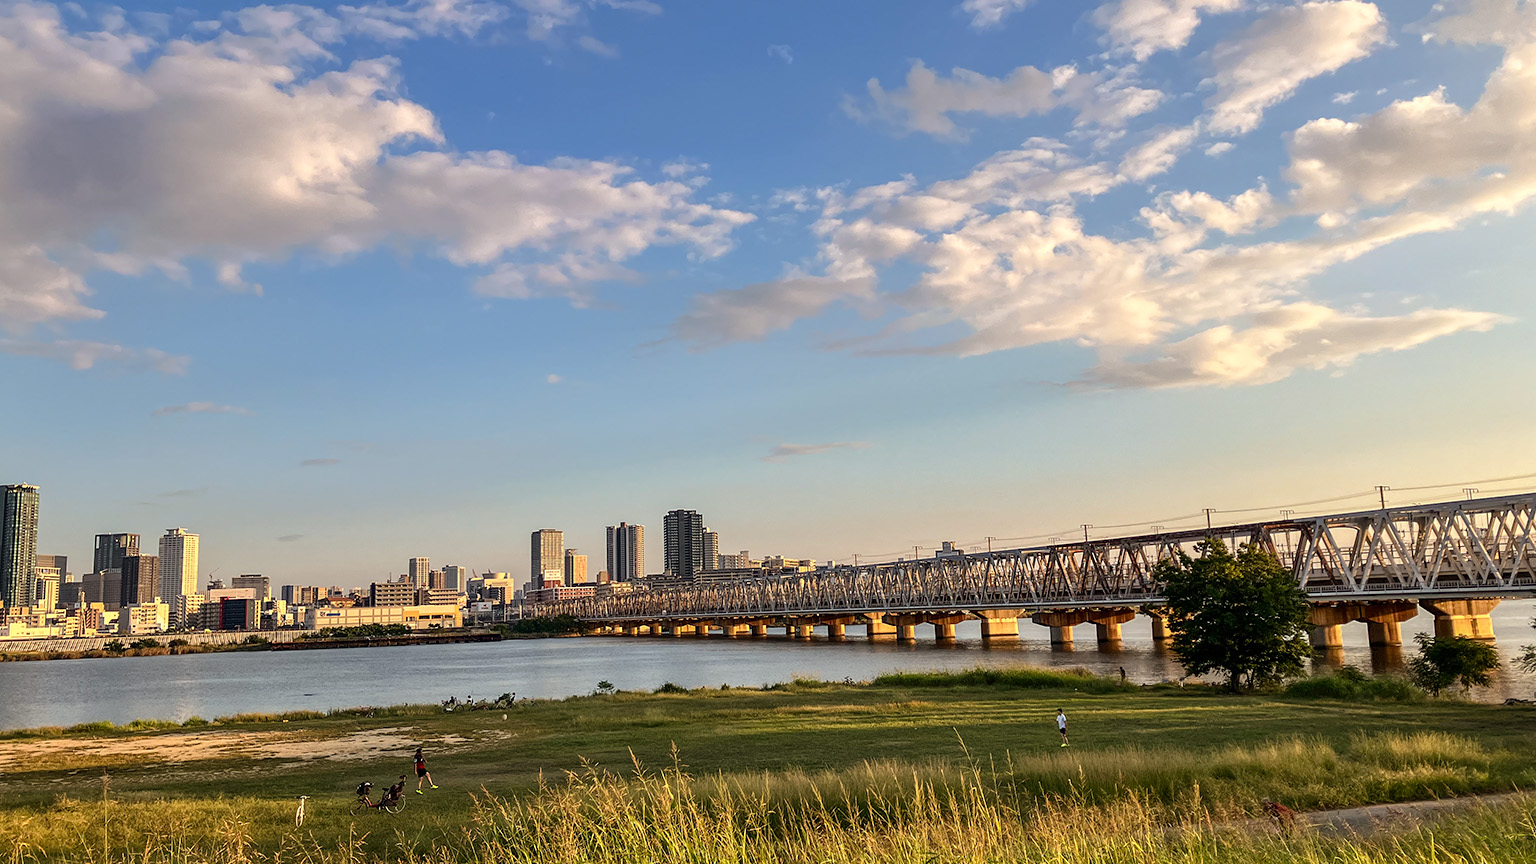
[[1056, 708, 1069, 747]]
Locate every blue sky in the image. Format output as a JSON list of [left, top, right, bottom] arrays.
[[3, 0, 1535, 587]]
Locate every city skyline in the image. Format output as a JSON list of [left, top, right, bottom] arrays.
[[4, 0, 1536, 585]]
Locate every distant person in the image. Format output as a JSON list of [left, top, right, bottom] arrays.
[[1119, 667, 1126, 683], [414, 747, 437, 793], [1056, 709, 1069, 747]]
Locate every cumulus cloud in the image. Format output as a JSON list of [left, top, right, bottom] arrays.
[[1205, 1, 1388, 135], [764, 441, 870, 461], [855, 61, 1162, 138], [768, 43, 793, 64], [546, 373, 563, 384], [0, 2, 749, 366], [152, 402, 252, 416], [0, 338, 189, 373], [301, 457, 341, 467], [1093, 0, 1244, 60], [961, 0, 1032, 29], [677, 2, 1531, 389]]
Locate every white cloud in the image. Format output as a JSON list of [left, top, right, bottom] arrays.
[[1204, 141, 1235, 156], [768, 43, 792, 64], [577, 35, 618, 56], [856, 61, 1161, 138], [0, 338, 189, 373], [1206, 1, 1388, 135], [961, 0, 1032, 29], [677, 2, 1532, 389], [1119, 125, 1200, 181], [1332, 90, 1357, 104], [153, 402, 251, 416], [764, 441, 869, 461], [1093, 0, 1244, 60], [546, 373, 563, 384], [301, 457, 341, 467], [1085, 304, 1506, 388], [0, 3, 749, 363]]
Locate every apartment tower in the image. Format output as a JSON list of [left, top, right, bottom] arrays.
[[530, 529, 563, 584], [158, 528, 199, 599], [0, 484, 40, 609], [120, 555, 161, 607], [605, 522, 644, 582], [663, 510, 705, 579], [564, 549, 588, 584], [93, 533, 139, 575]]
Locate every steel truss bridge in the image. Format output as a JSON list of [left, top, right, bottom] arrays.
[[534, 494, 1536, 635]]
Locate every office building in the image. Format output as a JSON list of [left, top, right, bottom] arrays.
[[36, 554, 67, 579], [120, 554, 161, 607], [158, 528, 199, 599], [281, 585, 323, 606], [218, 597, 257, 630], [703, 530, 719, 572], [34, 574, 59, 611], [1, 484, 40, 609], [606, 522, 644, 582], [531, 529, 563, 583], [663, 509, 706, 579], [564, 549, 588, 584], [442, 565, 468, 592], [119, 600, 169, 635], [305, 604, 461, 631], [370, 581, 416, 607], [231, 574, 269, 600], [93, 533, 139, 575], [717, 551, 754, 569], [409, 557, 430, 585], [174, 593, 207, 629]]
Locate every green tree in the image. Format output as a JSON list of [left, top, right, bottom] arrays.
[[1157, 539, 1311, 692], [1409, 633, 1499, 696]]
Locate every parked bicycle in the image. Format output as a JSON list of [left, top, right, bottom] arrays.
[[295, 795, 309, 827], [351, 779, 406, 815]]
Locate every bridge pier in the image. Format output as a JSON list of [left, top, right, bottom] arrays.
[[1088, 608, 1136, 648], [896, 623, 916, 642], [1033, 610, 1091, 647], [1420, 599, 1500, 640], [933, 622, 956, 641], [975, 609, 1023, 640], [1147, 610, 1172, 642], [794, 624, 815, 639], [749, 622, 768, 637], [826, 623, 846, 639], [865, 614, 897, 640], [670, 624, 695, 637]]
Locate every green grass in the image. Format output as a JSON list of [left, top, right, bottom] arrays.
[[1, 667, 1534, 861]]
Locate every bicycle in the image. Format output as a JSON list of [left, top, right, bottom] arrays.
[[351, 787, 406, 815], [295, 795, 309, 827]]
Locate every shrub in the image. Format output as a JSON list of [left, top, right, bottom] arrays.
[[873, 666, 1132, 694], [1283, 666, 1422, 702], [654, 682, 689, 694], [506, 615, 589, 636], [1410, 634, 1500, 696], [102, 640, 126, 655]]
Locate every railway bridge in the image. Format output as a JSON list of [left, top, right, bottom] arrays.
[[532, 494, 1536, 648]]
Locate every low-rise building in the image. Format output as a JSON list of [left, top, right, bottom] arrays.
[[118, 601, 170, 635], [525, 584, 596, 603], [303, 604, 463, 631], [370, 581, 416, 607]]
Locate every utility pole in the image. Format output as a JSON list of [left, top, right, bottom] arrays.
[[986, 536, 994, 555], [1203, 508, 1216, 533], [853, 553, 858, 567], [1081, 524, 1092, 545], [1280, 509, 1295, 520], [1376, 485, 1390, 510], [1463, 487, 1479, 501]]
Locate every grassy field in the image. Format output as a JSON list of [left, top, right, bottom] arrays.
[[1, 669, 1533, 862]]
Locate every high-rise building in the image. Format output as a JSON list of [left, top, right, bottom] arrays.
[[442, 565, 468, 592], [158, 528, 199, 599], [531, 529, 563, 583], [36, 554, 67, 579], [1, 485, 41, 609], [34, 574, 59, 611], [120, 554, 161, 607], [564, 549, 588, 584], [93, 534, 139, 576], [231, 574, 270, 599], [409, 557, 430, 585], [663, 510, 706, 579], [703, 530, 720, 572], [606, 522, 645, 582]]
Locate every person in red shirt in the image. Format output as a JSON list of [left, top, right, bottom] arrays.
[[414, 746, 438, 793]]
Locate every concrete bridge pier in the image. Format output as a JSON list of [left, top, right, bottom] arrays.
[[864, 614, 897, 640], [670, 624, 696, 637], [794, 624, 815, 639], [896, 623, 917, 642], [826, 622, 846, 639], [749, 622, 768, 637], [1307, 605, 1349, 649], [1147, 610, 1172, 642], [1088, 608, 1136, 649], [1420, 599, 1500, 640], [975, 609, 1023, 641], [1033, 610, 1091, 647], [723, 624, 749, 638]]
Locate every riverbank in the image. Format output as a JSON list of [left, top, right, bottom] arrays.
[[0, 627, 505, 662], [0, 667, 1532, 861]]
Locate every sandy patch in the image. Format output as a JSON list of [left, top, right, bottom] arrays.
[[0, 726, 423, 772]]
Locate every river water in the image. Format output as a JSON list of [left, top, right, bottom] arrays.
[[2, 601, 1533, 730]]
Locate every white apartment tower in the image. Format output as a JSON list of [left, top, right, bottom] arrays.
[[409, 557, 430, 585], [703, 530, 720, 572], [158, 527, 199, 599], [564, 549, 588, 584], [531, 529, 564, 584], [605, 522, 644, 582]]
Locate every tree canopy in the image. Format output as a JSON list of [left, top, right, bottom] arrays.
[[1409, 633, 1499, 696], [1157, 539, 1311, 692]]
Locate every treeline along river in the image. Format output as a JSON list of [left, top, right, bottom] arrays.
[[2, 603, 1534, 729]]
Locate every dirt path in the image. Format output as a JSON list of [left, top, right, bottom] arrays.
[[1299, 792, 1519, 837]]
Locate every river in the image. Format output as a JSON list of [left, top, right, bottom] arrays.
[[1, 601, 1532, 730]]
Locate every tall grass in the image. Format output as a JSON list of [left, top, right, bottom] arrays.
[[872, 665, 1134, 693], [1284, 667, 1422, 702], [1, 735, 1530, 863]]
